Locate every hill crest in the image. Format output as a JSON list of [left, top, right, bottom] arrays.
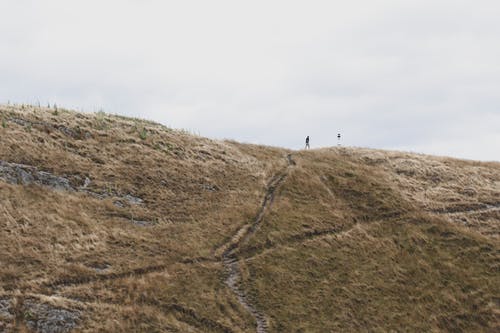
[[0, 105, 499, 332]]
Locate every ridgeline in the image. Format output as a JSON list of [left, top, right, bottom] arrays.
[[0, 105, 498, 332]]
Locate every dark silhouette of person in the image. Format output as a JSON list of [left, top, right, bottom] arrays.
[[305, 136, 310, 149]]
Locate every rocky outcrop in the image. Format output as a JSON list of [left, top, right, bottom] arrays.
[[0, 298, 80, 333], [0, 160, 143, 207], [24, 300, 80, 333], [0, 161, 73, 191]]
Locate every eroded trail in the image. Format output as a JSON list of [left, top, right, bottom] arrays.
[[1, 291, 234, 333], [433, 203, 500, 216], [221, 154, 294, 333], [39, 256, 215, 291]]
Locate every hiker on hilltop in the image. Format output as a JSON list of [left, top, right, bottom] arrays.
[[305, 136, 310, 149]]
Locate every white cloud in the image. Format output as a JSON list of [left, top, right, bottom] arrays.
[[1, 0, 499, 160]]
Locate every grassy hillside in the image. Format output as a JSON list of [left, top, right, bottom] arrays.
[[0, 105, 498, 332]]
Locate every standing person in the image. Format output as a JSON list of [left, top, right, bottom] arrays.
[[305, 136, 310, 149]]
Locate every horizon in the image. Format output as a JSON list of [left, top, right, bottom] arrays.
[[1, 1, 499, 161], [2, 101, 498, 163]]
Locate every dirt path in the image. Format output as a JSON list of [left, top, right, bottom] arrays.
[[437, 203, 500, 216], [221, 154, 294, 333], [238, 226, 347, 260], [429, 202, 500, 215], [17, 154, 295, 332], [36, 256, 215, 291]]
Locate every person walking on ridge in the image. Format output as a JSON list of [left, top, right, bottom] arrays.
[[305, 136, 310, 149]]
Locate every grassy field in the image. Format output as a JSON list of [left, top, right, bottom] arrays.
[[0, 105, 498, 332]]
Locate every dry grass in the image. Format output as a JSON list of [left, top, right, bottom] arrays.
[[0, 105, 498, 332]]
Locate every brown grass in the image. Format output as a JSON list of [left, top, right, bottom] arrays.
[[0, 105, 498, 332]]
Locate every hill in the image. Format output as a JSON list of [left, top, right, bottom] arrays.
[[0, 105, 499, 332]]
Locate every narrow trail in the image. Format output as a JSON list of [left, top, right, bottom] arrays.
[[221, 154, 294, 333], [238, 225, 348, 260], [432, 203, 500, 216], [34, 153, 293, 332], [231, 202, 500, 263], [38, 256, 215, 291], [20, 154, 296, 332], [1, 291, 234, 333]]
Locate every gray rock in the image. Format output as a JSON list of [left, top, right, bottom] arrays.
[[123, 194, 143, 205], [24, 300, 80, 333], [37, 171, 72, 191], [82, 177, 91, 188], [9, 117, 30, 126], [56, 125, 77, 138], [56, 125, 91, 140], [0, 161, 144, 207], [0, 299, 13, 321], [0, 163, 19, 184], [131, 220, 154, 227], [0, 161, 73, 191], [18, 167, 35, 184], [112, 194, 144, 207], [113, 200, 125, 208], [89, 262, 111, 273], [202, 184, 219, 192]]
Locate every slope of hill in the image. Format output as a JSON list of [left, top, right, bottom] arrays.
[[0, 105, 498, 332]]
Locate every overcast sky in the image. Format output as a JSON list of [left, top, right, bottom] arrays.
[[1, 0, 499, 161]]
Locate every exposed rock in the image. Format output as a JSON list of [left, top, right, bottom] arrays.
[[112, 200, 125, 208], [0, 299, 13, 333], [0, 161, 144, 206], [1, 298, 79, 333], [55, 125, 92, 140], [122, 194, 143, 205], [88, 262, 111, 273], [113, 194, 143, 207], [8, 117, 30, 127], [201, 184, 219, 192], [0, 161, 73, 191], [131, 219, 155, 227], [82, 177, 91, 188], [0, 299, 13, 321], [24, 300, 80, 333]]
